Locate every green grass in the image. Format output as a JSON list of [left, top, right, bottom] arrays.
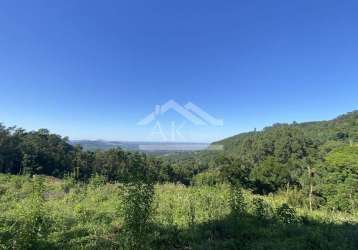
[[0, 174, 357, 249]]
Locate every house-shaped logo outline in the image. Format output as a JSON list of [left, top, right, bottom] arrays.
[[137, 100, 223, 126]]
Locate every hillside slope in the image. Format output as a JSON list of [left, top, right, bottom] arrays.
[[214, 111, 358, 156]]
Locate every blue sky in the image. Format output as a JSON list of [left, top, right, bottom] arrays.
[[0, 0, 357, 142]]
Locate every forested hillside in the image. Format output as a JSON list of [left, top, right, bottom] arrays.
[[215, 110, 358, 156], [195, 111, 358, 211]]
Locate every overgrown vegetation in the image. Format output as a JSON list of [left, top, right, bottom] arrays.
[[0, 174, 357, 249]]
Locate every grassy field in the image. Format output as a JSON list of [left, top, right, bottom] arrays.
[[0, 174, 357, 250]]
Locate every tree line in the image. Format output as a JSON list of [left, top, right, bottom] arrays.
[[0, 124, 199, 184]]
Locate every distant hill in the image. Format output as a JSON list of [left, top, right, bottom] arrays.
[[70, 140, 142, 151], [214, 111, 358, 156], [70, 140, 210, 153]]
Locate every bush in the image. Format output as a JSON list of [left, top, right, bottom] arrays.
[[62, 174, 76, 193], [9, 176, 52, 249], [252, 197, 271, 219], [89, 174, 106, 188], [285, 188, 307, 208], [120, 181, 154, 249], [192, 169, 222, 186], [229, 184, 246, 215], [276, 203, 298, 224]]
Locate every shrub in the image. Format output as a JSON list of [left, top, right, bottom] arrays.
[[192, 169, 222, 186], [252, 197, 271, 219], [120, 181, 154, 249], [62, 174, 76, 193], [89, 174, 106, 188], [229, 184, 246, 215], [276, 203, 298, 224], [285, 188, 306, 208], [10, 176, 52, 249]]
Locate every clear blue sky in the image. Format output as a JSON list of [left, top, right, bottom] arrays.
[[0, 0, 357, 142]]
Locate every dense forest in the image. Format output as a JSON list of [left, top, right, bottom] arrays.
[[0, 111, 358, 249]]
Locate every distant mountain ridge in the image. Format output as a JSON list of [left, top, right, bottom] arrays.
[[70, 140, 210, 152], [70, 140, 141, 151]]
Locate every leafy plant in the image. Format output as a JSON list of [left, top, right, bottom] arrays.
[[252, 197, 271, 220], [11, 176, 52, 249], [276, 203, 298, 224], [229, 184, 246, 215], [120, 181, 154, 249]]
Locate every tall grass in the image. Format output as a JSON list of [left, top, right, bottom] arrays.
[[0, 174, 357, 249]]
